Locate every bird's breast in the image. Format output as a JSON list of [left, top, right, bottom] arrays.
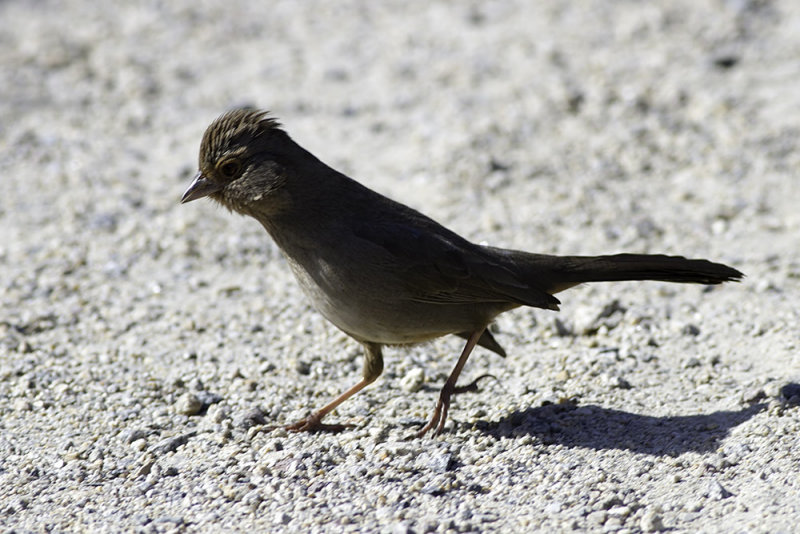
[[283, 254, 493, 345]]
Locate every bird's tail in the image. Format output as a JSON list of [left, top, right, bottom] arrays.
[[507, 252, 744, 294]]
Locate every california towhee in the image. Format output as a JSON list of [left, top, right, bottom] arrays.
[[181, 108, 743, 437]]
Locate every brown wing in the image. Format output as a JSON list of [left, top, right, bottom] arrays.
[[352, 220, 561, 311]]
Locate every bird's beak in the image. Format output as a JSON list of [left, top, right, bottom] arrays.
[[181, 172, 223, 203]]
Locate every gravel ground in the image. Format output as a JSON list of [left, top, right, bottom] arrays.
[[2, 1, 800, 532]]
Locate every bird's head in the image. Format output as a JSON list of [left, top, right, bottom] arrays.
[[181, 108, 296, 217]]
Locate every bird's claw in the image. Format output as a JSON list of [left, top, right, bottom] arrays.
[[410, 373, 497, 439], [452, 373, 498, 394]]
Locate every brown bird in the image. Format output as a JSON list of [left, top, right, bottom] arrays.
[[181, 108, 743, 437]]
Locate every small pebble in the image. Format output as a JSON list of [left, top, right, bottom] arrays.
[[175, 393, 203, 415], [640, 509, 665, 532], [400, 367, 425, 393]]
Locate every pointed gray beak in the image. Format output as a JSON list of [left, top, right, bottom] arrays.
[[181, 172, 223, 203]]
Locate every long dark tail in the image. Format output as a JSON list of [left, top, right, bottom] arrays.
[[511, 252, 744, 294]]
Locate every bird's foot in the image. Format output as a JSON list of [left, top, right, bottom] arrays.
[[412, 387, 453, 439], [452, 373, 498, 394], [410, 374, 497, 439]]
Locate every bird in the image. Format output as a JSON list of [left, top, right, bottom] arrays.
[[181, 108, 743, 437]]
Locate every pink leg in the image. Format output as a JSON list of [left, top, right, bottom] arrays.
[[414, 327, 486, 438]]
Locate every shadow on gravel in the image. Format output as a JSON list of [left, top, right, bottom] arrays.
[[476, 402, 767, 455]]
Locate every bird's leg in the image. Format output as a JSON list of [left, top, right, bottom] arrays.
[[284, 342, 383, 433], [414, 327, 486, 438]]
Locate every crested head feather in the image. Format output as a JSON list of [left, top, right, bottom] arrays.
[[200, 108, 283, 165]]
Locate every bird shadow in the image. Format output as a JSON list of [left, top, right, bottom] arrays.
[[474, 401, 767, 456]]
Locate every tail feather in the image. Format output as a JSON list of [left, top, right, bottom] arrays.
[[505, 252, 744, 294]]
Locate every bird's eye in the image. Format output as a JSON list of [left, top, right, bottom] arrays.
[[218, 159, 241, 179]]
